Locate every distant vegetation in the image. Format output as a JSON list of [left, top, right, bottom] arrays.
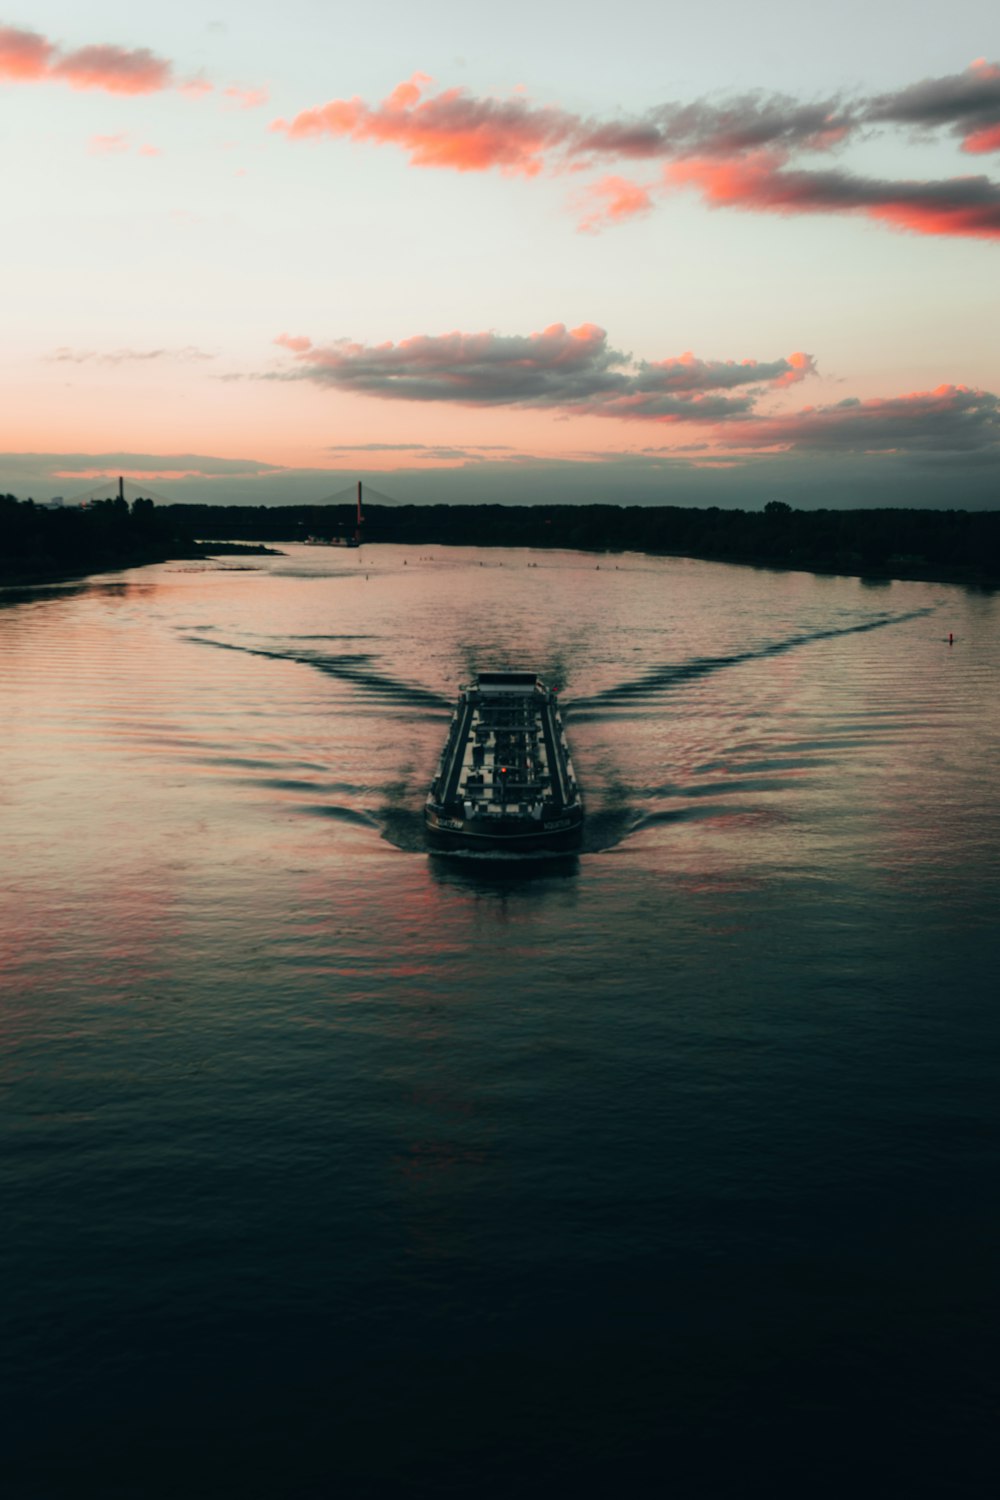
[[2, 492, 999, 586], [0, 494, 274, 583]]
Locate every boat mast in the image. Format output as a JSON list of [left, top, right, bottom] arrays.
[[356, 480, 363, 545]]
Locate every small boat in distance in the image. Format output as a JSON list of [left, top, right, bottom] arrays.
[[425, 672, 583, 853]]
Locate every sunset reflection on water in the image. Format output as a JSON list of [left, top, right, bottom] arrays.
[[2, 546, 998, 1496]]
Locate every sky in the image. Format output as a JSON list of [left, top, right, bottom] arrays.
[[1, 0, 998, 509]]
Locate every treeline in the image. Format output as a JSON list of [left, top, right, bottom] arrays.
[[0, 495, 271, 582], [3, 493, 1000, 585], [163, 497, 1000, 581], [0, 494, 197, 581]]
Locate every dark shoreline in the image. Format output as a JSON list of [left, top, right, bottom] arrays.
[[154, 499, 1000, 591], [3, 491, 998, 593], [643, 546, 999, 591], [0, 542, 281, 590]]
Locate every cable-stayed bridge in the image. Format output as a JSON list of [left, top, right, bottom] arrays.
[[61, 477, 405, 509], [63, 476, 177, 507], [306, 481, 404, 508], [296, 480, 404, 543]]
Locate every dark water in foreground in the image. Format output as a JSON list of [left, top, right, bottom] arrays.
[[2, 545, 998, 1497]]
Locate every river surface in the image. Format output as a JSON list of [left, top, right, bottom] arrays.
[[2, 544, 998, 1497]]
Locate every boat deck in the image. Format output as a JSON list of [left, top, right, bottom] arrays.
[[450, 693, 556, 820]]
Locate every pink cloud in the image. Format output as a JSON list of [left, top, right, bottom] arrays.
[[224, 84, 269, 110], [639, 350, 817, 393], [865, 58, 1000, 156], [87, 134, 162, 159], [273, 322, 816, 423], [271, 73, 855, 177], [722, 384, 1000, 453], [0, 24, 245, 100], [665, 152, 1000, 240], [270, 67, 1000, 243], [573, 97, 853, 163], [0, 25, 54, 80], [89, 133, 130, 156], [0, 26, 174, 94], [963, 123, 1000, 154], [959, 61, 1000, 151], [271, 322, 999, 457], [271, 72, 576, 176], [178, 75, 214, 98], [275, 333, 313, 353], [52, 43, 171, 94], [773, 351, 815, 387], [576, 175, 655, 233]]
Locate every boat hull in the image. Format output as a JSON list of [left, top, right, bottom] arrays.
[[424, 804, 583, 854]]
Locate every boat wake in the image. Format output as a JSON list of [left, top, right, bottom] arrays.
[[568, 606, 938, 717], [186, 632, 451, 711], [182, 604, 941, 860]]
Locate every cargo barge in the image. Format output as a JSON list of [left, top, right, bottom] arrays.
[[425, 672, 583, 853]]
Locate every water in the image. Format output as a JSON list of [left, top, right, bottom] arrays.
[[2, 545, 997, 1497]]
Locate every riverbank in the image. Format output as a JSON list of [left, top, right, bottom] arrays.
[[0, 542, 281, 590], [145, 498, 1000, 591], [647, 546, 999, 591], [3, 490, 998, 592]]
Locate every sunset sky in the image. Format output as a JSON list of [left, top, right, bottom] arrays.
[[2, 0, 998, 508]]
